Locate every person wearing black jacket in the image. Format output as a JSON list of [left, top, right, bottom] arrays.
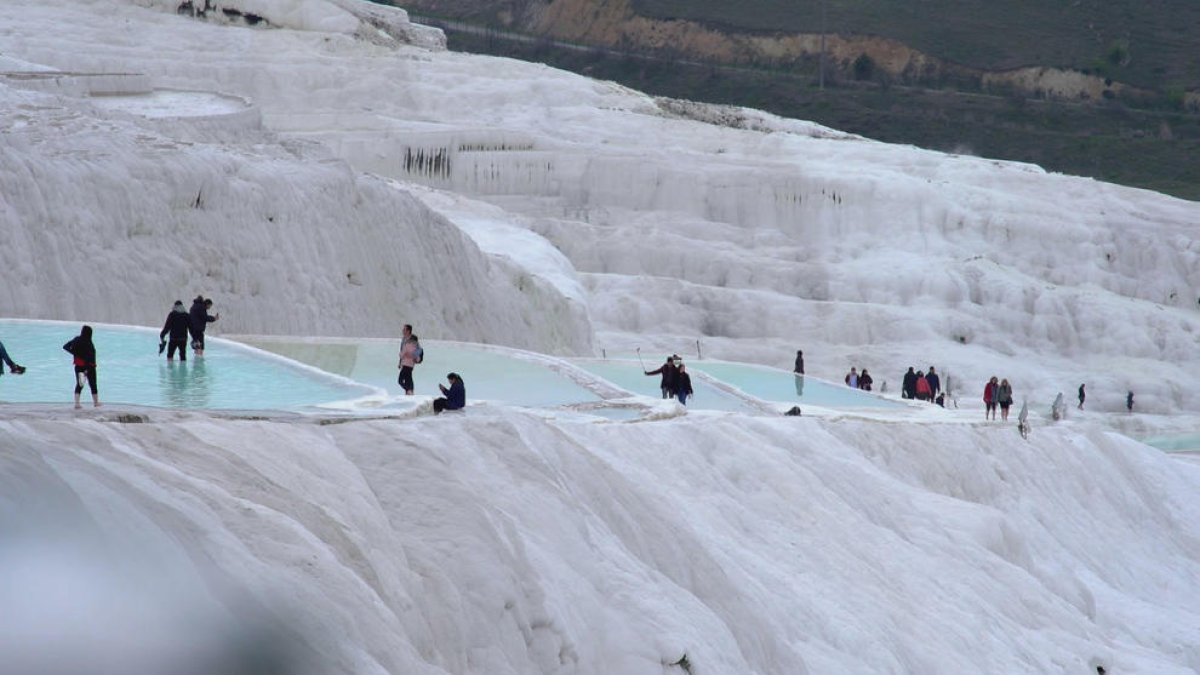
[[902, 367, 917, 399], [189, 296, 219, 356], [160, 300, 192, 361], [645, 355, 679, 399], [63, 324, 99, 409], [675, 363, 694, 406], [793, 350, 805, 397]]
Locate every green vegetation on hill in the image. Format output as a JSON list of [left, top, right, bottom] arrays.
[[632, 0, 1200, 91], [442, 26, 1200, 201]]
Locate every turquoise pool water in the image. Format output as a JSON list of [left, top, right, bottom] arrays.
[[570, 359, 761, 413], [1140, 433, 1200, 453], [0, 320, 377, 411], [688, 360, 902, 408], [237, 338, 602, 409]]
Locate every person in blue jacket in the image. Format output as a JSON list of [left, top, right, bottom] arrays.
[[434, 372, 465, 414]]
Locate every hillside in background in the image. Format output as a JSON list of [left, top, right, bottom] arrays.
[[387, 0, 1200, 200], [631, 0, 1200, 91]]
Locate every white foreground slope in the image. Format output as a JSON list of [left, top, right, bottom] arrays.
[[2, 411, 1198, 674], [3, 0, 1200, 411]]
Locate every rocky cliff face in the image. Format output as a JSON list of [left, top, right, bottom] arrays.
[[406, 0, 1152, 103]]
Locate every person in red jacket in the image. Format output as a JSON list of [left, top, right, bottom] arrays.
[[914, 370, 931, 401], [983, 376, 999, 420]]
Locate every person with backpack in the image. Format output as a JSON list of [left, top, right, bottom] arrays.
[[914, 370, 931, 401], [675, 363, 694, 406], [160, 300, 192, 361], [0, 338, 26, 375], [64, 325, 99, 409], [398, 324, 420, 395], [998, 378, 1014, 420], [645, 355, 679, 399], [433, 372, 465, 414]]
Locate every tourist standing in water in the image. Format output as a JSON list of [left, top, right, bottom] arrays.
[[0, 338, 26, 375], [793, 350, 804, 397], [160, 300, 192, 361], [63, 325, 99, 409], [675, 363, 694, 406], [189, 296, 219, 357], [645, 355, 679, 399]]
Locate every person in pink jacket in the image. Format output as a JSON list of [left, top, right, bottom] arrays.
[[398, 324, 418, 395]]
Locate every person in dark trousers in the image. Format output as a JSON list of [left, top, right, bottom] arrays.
[[645, 355, 679, 399], [63, 325, 99, 409], [433, 372, 465, 414], [1127, 391, 1134, 412], [998, 378, 1014, 421], [160, 300, 192, 361], [189, 296, 219, 356], [793, 350, 805, 397], [675, 363, 694, 405], [398, 324, 418, 395], [0, 339, 26, 375], [1078, 383, 1086, 410], [984, 376, 999, 420], [858, 369, 873, 391], [914, 370, 931, 401], [925, 366, 940, 399], [902, 367, 917, 399]]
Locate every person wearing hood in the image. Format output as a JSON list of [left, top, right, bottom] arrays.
[[189, 296, 219, 357], [63, 324, 99, 409], [160, 300, 192, 361]]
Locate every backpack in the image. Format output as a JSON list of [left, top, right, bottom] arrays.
[[414, 345, 424, 364]]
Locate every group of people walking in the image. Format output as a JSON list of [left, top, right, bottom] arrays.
[[644, 354, 695, 405], [159, 296, 220, 361], [902, 366, 943, 405], [982, 376, 1015, 420], [843, 367, 874, 391]]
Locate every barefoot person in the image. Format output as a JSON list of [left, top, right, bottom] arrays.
[[0, 338, 26, 375], [63, 325, 100, 409]]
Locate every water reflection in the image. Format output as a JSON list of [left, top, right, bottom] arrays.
[[158, 359, 211, 408], [794, 374, 804, 397]]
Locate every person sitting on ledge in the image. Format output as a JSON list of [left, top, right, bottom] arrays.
[[433, 372, 465, 414]]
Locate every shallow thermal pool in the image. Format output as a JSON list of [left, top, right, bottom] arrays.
[[1139, 432, 1200, 454], [570, 359, 762, 413], [235, 337, 604, 409], [0, 320, 376, 411], [686, 360, 903, 408]]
